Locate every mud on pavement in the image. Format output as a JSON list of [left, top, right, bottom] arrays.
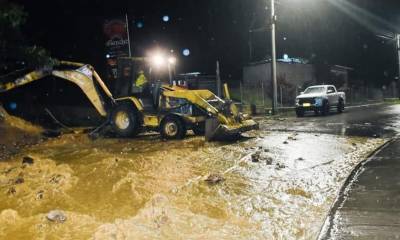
[[0, 118, 386, 240], [0, 105, 44, 160]]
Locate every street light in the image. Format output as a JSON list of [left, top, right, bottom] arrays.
[[270, 0, 278, 115], [167, 56, 177, 85]]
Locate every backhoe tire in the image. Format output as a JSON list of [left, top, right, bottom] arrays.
[[111, 104, 141, 138], [192, 123, 206, 136], [160, 116, 186, 140]]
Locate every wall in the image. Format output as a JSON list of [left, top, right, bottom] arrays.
[[242, 62, 316, 106]]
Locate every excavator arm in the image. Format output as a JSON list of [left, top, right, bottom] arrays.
[[0, 62, 114, 117]]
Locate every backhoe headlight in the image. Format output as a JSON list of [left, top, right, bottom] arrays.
[[151, 54, 166, 68]]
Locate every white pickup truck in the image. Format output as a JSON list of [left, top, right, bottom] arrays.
[[295, 85, 346, 117]]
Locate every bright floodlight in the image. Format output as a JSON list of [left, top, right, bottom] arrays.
[[168, 57, 176, 65], [163, 15, 170, 22], [152, 54, 165, 68]]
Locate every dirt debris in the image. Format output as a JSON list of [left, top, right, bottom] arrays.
[[286, 188, 312, 199], [49, 174, 65, 184], [6, 186, 16, 195], [205, 173, 225, 185], [265, 156, 274, 165], [2, 167, 17, 175], [46, 210, 67, 223], [0, 105, 42, 134], [14, 176, 24, 184], [0, 105, 44, 160], [275, 163, 286, 170], [0, 156, 78, 214], [287, 134, 298, 141], [251, 152, 261, 162], [249, 148, 275, 165], [36, 190, 44, 200], [22, 156, 34, 165]]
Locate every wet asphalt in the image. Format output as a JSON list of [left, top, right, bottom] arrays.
[[264, 103, 400, 138], [264, 103, 400, 239], [283, 104, 400, 240], [318, 138, 400, 240]]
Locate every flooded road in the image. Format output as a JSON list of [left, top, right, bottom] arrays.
[[0, 127, 385, 239], [264, 104, 400, 138]]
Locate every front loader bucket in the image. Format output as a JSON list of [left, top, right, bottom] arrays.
[[205, 118, 259, 142], [205, 118, 226, 141]]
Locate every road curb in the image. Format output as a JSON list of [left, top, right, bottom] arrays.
[[317, 137, 397, 240], [346, 102, 384, 109]]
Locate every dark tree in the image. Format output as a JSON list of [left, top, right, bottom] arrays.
[[0, 1, 55, 76]]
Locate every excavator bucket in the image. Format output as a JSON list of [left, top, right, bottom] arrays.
[[203, 99, 259, 141], [205, 118, 222, 141], [205, 117, 259, 141]]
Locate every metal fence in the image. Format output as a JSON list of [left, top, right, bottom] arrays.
[[233, 82, 399, 111]]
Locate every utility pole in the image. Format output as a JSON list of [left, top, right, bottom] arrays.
[[270, 0, 278, 114], [125, 14, 132, 57], [168, 63, 173, 85], [248, 33, 253, 62], [376, 33, 400, 99], [396, 34, 400, 99], [216, 61, 222, 97]]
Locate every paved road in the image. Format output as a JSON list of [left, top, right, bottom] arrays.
[[264, 103, 400, 138], [266, 103, 400, 239], [318, 138, 400, 240], [291, 103, 400, 239]]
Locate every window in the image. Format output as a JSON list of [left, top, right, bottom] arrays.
[[304, 87, 325, 94]]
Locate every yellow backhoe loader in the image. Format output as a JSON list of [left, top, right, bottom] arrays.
[[0, 61, 258, 141]]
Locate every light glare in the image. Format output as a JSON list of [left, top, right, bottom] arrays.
[[168, 57, 176, 65], [152, 54, 165, 68]]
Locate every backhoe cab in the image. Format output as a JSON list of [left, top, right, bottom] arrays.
[[0, 60, 258, 141]]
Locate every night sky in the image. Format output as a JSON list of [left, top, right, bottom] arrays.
[[7, 0, 400, 85]]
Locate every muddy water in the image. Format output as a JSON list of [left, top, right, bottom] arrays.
[[0, 129, 384, 239], [0, 106, 43, 160]]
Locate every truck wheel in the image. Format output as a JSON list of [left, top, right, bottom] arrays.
[[160, 116, 186, 140], [321, 101, 330, 116], [193, 123, 205, 136], [337, 99, 345, 113], [296, 108, 304, 117], [111, 104, 141, 138]]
